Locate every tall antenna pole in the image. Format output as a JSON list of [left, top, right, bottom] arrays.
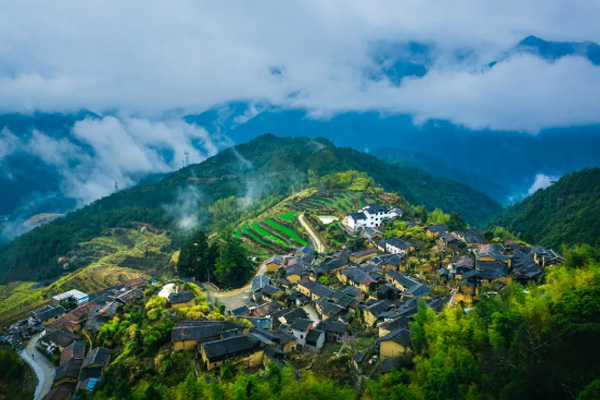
[[114, 181, 119, 192], [184, 150, 190, 167]]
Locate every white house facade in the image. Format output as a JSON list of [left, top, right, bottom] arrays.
[[346, 204, 402, 232]]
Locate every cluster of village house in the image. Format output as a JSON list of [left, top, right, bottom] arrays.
[[1, 277, 146, 400], [168, 203, 564, 374], [2, 202, 566, 395]]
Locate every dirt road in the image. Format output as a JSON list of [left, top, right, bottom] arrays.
[[298, 214, 325, 253], [20, 332, 55, 400], [203, 262, 266, 310]]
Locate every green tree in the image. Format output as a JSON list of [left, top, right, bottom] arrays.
[[177, 231, 218, 281], [447, 212, 467, 231], [317, 276, 330, 285], [214, 234, 254, 287]]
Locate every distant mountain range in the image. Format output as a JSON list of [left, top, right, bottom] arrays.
[[371, 147, 509, 202], [491, 168, 600, 248]]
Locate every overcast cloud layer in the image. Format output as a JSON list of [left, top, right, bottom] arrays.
[[1, 0, 600, 132]]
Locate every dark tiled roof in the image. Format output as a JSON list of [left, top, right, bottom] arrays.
[[364, 203, 388, 214], [168, 291, 195, 304], [115, 288, 142, 303], [318, 320, 348, 334], [274, 328, 296, 345], [311, 283, 335, 299], [33, 306, 66, 322], [322, 301, 345, 317], [250, 301, 281, 317], [290, 319, 312, 332], [349, 212, 367, 221], [296, 245, 314, 254], [230, 305, 251, 317], [386, 238, 412, 250], [262, 285, 280, 296], [456, 229, 485, 243], [61, 340, 86, 363], [297, 278, 316, 290], [274, 308, 309, 323], [404, 284, 431, 297], [46, 330, 81, 348], [266, 255, 284, 265], [427, 224, 449, 233], [43, 383, 75, 400], [201, 335, 254, 361], [81, 348, 110, 369], [380, 356, 403, 374], [386, 270, 419, 288], [379, 316, 410, 332], [377, 328, 411, 347], [374, 254, 403, 267], [351, 248, 378, 258], [171, 324, 223, 342], [252, 275, 271, 292], [285, 264, 305, 277], [55, 358, 83, 381], [427, 298, 446, 313], [305, 329, 324, 346], [341, 286, 361, 298], [78, 366, 103, 381], [365, 300, 391, 317]]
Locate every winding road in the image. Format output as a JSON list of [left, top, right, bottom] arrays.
[[203, 262, 266, 310], [20, 332, 55, 400], [298, 214, 325, 253]]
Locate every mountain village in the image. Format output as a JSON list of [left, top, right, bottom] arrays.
[[0, 197, 566, 400]]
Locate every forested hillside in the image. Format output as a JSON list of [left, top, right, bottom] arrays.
[[491, 168, 600, 248], [371, 147, 509, 202], [0, 134, 501, 283]]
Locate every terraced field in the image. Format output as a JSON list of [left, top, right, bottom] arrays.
[[235, 191, 374, 254], [292, 191, 367, 213], [238, 216, 308, 251], [264, 219, 309, 246], [280, 212, 298, 222]]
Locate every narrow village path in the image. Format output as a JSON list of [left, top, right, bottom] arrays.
[[20, 332, 55, 400], [203, 262, 266, 309], [298, 214, 325, 253]]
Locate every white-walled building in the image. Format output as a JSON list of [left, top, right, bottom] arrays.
[[346, 204, 402, 231], [52, 289, 89, 306]]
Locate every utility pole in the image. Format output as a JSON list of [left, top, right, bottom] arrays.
[[114, 181, 118, 192], [184, 150, 190, 167]]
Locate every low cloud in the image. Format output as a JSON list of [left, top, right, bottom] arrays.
[[0, 116, 225, 207], [163, 185, 206, 231], [527, 173, 558, 196]]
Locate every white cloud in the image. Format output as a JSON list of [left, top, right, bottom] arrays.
[[0, 1, 599, 131], [527, 173, 558, 196], [2, 117, 224, 206]]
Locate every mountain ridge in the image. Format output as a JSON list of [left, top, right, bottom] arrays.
[[0, 134, 501, 284]]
